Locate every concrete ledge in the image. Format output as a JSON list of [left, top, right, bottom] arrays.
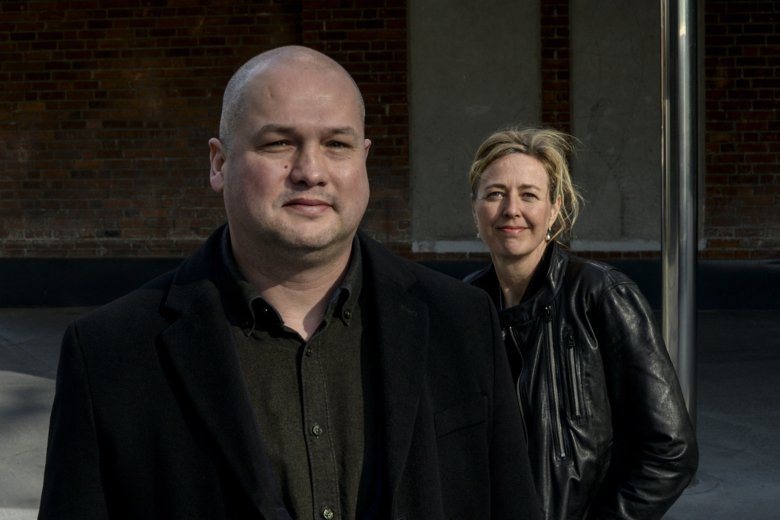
[[422, 258, 780, 310], [0, 258, 777, 310], [0, 258, 183, 307]]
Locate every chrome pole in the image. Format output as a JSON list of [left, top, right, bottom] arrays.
[[660, 0, 698, 424]]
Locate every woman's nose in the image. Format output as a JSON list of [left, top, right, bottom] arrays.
[[502, 195, 520, 217]]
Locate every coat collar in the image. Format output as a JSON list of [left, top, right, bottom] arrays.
[[158, 227, 288, 518], [357, 232, 430, 492], [156, 226, 430, 513]]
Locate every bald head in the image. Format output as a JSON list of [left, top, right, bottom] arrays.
[[218, 46, 365, 151]]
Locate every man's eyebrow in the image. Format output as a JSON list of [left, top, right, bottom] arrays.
[[253, 124, 294, 137], [326, 126, 359, 136], [252, 124, 359, 137]]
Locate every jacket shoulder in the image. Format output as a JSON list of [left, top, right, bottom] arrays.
[[462, 263, 492, 285], [74, 227, 224, 333], [562, 251, 636, 293], [72, 269, 177, 337]]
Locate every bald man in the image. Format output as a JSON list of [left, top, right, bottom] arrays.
[[39, 46, 541, 520]]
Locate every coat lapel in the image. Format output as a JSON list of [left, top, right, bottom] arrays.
[[156, 231, 433, 515], [157, 239, 287, 518], [360, 235, 430, 497]]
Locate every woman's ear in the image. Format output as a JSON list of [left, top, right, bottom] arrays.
[[472, 201, 483, 240], [550, 196, 562, 227]]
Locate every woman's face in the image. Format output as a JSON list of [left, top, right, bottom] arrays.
[[472, 153, 560, 267]]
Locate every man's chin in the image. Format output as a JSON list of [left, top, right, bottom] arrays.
[[273, 230, 352, 255]]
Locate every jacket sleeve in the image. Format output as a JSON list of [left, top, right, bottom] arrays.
[[38, 323, 109, 520], [484, 294, 544, 520], [591, 277, 698, 520]]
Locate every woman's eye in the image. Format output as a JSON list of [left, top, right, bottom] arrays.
[[485, 191, 504, 200]]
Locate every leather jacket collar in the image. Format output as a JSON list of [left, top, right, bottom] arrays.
[[464, 242, 568, 326]]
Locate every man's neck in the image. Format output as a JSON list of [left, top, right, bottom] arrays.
[[233, 241, 353, 340]]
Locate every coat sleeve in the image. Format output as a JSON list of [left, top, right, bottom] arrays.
[[483, 294, 543, 520], [38, 323, 109, 520], [590, 277, 699, 520]]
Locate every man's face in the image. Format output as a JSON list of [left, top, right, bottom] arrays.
[[209, 64, 370, 260]]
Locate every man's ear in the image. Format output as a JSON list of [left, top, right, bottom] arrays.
[[208, 138, 226, 193]]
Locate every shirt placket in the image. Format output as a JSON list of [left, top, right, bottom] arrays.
[[301, 336, 341, 520]]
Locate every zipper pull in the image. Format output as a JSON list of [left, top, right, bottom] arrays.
[[544, 305, 553, 322]]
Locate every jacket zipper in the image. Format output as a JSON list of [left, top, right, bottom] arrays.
[[545, 306, 567, 459], [507, 326, 529, 442], [566, 332, 583, 418]]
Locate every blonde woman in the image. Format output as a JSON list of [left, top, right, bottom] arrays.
[[465, 126, 698, 519]]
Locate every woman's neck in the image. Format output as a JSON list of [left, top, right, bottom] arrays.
[[492, 245, 548, 308]]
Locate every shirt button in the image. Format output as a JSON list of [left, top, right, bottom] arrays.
[[305, 347, 313, 357], [322, 507, 334, 520], [311, 423, 323, 436]]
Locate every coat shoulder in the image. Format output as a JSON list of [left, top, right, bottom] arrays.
[[70, 269, 177, 344], [359, 233, 492, 303]]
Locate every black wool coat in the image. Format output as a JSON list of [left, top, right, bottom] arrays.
[[39, 227, 542, 520]]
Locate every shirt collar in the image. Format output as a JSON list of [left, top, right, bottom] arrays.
[[219, 227, 363, 335]]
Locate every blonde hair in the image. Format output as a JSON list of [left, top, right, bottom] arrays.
[[469, 126, 583, 242]]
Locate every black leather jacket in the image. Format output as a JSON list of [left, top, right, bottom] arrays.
[[465, 242, 698, 520]]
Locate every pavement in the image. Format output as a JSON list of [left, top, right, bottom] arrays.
[[1, 306, 778, 519]]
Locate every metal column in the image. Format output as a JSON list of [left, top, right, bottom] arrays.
[[660, 0, 699, 424]]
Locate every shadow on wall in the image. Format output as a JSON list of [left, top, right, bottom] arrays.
[[0, 258, 777, 310]]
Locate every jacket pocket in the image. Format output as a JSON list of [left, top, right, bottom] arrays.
[[434, 395, 488, 438], [564, 328, 586, 421], [545, 308, 569, 460]]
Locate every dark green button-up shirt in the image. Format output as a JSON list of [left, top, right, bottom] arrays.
[[218, 230, 382, 520]]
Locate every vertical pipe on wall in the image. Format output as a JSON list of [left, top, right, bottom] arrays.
[[660, 0, 698, 425]]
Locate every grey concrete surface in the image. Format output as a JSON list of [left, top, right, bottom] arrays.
[[0, 307, 89, 520], [1, 307, 778, 518]]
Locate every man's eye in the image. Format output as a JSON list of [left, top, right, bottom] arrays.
[[327, 140, 351, 149]]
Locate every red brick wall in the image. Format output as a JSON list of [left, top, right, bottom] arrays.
[[2, 1, 777, 261], [537, 0, 779, 261], [300, 2, 410, 251], [540, 0, 571, 134], [703, 0, 780, 259], [0, 1, 409, 258]]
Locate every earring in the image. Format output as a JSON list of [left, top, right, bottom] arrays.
[[476, 231, 480, 239], [545, 229, 552, 242]]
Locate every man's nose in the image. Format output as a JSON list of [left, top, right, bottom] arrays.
[[290, 145, 325, 186]]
